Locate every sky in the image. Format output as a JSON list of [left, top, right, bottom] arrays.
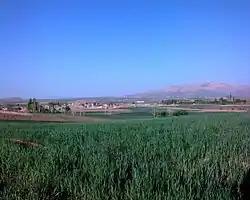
[[0, 0, 249, 98]]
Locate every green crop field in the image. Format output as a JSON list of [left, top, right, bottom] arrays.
[[1, 114, 250, 199]]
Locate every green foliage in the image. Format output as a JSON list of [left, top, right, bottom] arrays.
[[27, 98, 33, 112], [155, 111, 168, 117], [172, 110, 188, 116], [0, 114, 249, 199], [154, 110, 188, 117], [27, 98, 40, 113]]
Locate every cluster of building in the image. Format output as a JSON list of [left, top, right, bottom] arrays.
[[0, 100, 129, 114]]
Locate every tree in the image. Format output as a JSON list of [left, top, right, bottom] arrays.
[[32, 98, 36, 113], [28, 98, 33, 112], [214, 98, 218, 104], [65, 105, 71, 113], [48, 102, 55, 113], [39, 105, 46, 113], [219, 97, 225, 105], [153, 107, 156, 117]]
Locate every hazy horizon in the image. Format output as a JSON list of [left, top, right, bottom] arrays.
[[1, 81, 250, 99], [1, 1, 249, 98]]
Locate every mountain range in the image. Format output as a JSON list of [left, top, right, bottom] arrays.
[[127, 82, 250, 99], [1, 82, 250, 103]]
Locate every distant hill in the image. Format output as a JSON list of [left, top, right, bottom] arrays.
[[1, 82, 249, 103], [0, 97, 124, 104], [127, 82, 250, 99], [0, 97, 25, 104]]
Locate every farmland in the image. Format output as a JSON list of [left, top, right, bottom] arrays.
[[1, 113, 250, 199], [0, 111, 106, 123]]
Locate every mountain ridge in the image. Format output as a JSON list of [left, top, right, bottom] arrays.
[[128, 82, 250, 99], [1, 82, 250, 102]]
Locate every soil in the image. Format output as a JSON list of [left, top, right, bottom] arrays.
[[0, 111, 32, 116], [0, 112, 106, 122], [9, 138, 45, 148]]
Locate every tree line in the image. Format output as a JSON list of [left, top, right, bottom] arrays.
[[161, 97, 247, 105]]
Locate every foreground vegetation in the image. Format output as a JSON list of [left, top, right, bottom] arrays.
[[0, 114, 250, 199]]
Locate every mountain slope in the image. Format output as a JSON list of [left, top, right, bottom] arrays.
[[128, 82, 250, 99]]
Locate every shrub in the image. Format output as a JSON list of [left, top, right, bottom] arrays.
[[154, 111, 168, 117], [154, 110, 188, 117], [160, 111, 167, 117], [172, 110, 188, 116]]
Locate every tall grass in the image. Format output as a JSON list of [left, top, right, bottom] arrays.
[[0, 114, 250, 199]]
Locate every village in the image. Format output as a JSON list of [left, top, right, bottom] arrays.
[[0, 99, 134, 114]]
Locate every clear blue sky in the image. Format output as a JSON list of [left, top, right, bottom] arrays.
[[1, 0, 249, 98]]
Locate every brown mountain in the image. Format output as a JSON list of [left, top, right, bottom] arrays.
[[129, 82, 250, 99]]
